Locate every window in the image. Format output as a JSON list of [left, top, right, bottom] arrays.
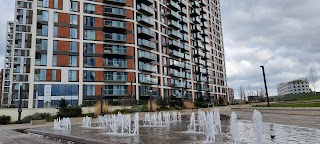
[[85, 43, 95, 53], [54, 0, 58, 8], [52, 70, 56, 81], [85, 4, 95, 14], [54, 12, 58, 23], [84, 85, 95, 96], [42, 25, 48, 36], [85, 57, 95, 67], [84, 71, 95, 81], [36, 39, 47, 50], [84, 30, 95, 40], [104, 85, 128, 95], [52, 55, 57, 66], [164, 78, 168, 86], [85, 17, 95, 26], [105, 72, 127, 81], [69, 56, 77, 66], [70, 15, 77, 25], [38, 0, 49, 7], [70, 28, 77, 38], [70, 1, 78, 12], [53, 40, 57, 51], [35, 54, 47, 66], [70, 42, 77, 52], [41, 11, 49, 22], [40, 69, 46, 80], [69, 70, 77, 81]]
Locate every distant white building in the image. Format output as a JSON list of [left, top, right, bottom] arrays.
[[277, 78, 311, 95]]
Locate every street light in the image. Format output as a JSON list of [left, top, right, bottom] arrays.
[[100, 86, 104, 116], [260, 66, 270, 107], [18, 85, 23, 122], [149, 89, 153, 112]]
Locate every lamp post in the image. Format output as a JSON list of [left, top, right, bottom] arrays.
[[149, 89, 153, 112], [18, 85, 23, 122], [260, 66, 270, 107], [100, 86, 103, 115]]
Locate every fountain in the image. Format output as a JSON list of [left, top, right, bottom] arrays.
[[204, 111, 216, 143], [252, 109, 263, 144], [187, 112, 196, 132], [142, 111, 180, 127], [213, 108, 222, 133], [101, 112, 139, 136], [230, 112, 238, 144], [54, 117, 71, 130], [82, 116, 92, 127]]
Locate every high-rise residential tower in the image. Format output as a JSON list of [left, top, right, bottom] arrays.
[[2, 0, 227, 108]]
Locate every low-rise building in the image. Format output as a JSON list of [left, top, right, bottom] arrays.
[[277, 78, 311, 95]]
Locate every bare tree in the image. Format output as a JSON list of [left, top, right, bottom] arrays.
[[308, 67, 318, 95]]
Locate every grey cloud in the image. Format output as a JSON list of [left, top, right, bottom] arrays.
[[221, 0, 320, 96]]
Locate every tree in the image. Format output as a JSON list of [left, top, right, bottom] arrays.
[[308, 67, 318, 95]]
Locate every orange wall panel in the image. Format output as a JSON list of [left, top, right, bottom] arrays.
[[58, 0, 63, 10], [127, 46, 134, 56], [58, 13, 70, 24], [57, 70, 61, 81], [127, 34, 134, 44], [95, 5, 104, 15], [126, 22, 134, 31], [126, 0, 133, 7], [57, 55, 69, 67], [128, 59, 134, 69], [46, 69, 52, 81], [95, 85, 103, 96], [126, 9, 133, 19], [128, 72, 135, 82], [95, 31, 104, 41], [57, 41, 69, 52], [95, 71, 104, 81], [95, 57, 104, 68], [58, 26, 70, 38], [95, 44, 104, 54], [96, 18, 104, 28]]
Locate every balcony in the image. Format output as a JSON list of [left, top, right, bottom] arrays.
[[139, 63, 156, 72], [104, 75, 128, 82], [138, 39, 157, 50], [168, 29, 182, 39], [203, 87, 213, 92], [104, 20, 126, 31], [169, 60, 184, 69], [104, 89, 128, 96], [201, 14, 208, 21], [137, 3, 154, 16], [192, 33, 202, 40], [191, 17, 201, 24], [191, 25, 201, 32], [200, 8, 207, 14], [104, 60, 127, 68], [201, 54, 208, 60], [203, 38, 210, 44], [191, 1, 200, 8], [201, 30, 210, 36], [179, 0, 187, 7], [169, 50, 183, 59], [140, 77, 158, 85], [138, 27, 156, 39], [200, 0, 208, 7], [200, 68, 208, 75], [137, 14, 154, 27], [137, 0, 153, 6], [180, 17, 188, 24], [167, 10, 180, 21], [183, 63, 191, 70], [168, 20, 181, 30], [181, 34, 188, 42], [193, 49, 200, 57], [167, 0, 180, 11], [170, 70, 183, 78], [171, 82, 183, 88], [190, 9, 200, 17], [200, 22, 208, 29], [168, 40, 183, 50], [201, 77, 208, 83], [104, 7, 126, 18], [104, 45, 127, 55], [179, 7, 187, 16], [180, 25, 188, 33], [181, 44, 189, 52], [138, 50, 157, 62], [105, 0, 126, 6], [182, 53, 191, 60], [104, 33, 127, 42]]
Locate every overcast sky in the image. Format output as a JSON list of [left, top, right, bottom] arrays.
[[0, 0, 320, 97]]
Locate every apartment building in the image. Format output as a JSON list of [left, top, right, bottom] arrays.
[[2, 0, 227, 108], [277, 78, 311, 95]]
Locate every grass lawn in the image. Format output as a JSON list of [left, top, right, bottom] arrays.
[[254, 103, 320, 108]]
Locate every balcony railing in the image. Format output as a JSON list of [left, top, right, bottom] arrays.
[[138, 39, 157, 49], [104, 20, 126, 29], [168, 40, 183, 49], [104, 60, 127, 68], [104, 7, 126, 17], [105, 75, 128, 82], [168, 20, 181, 30], [137, 3, 154, 16], [167, 10, 180, 20], [138, 50, 157, 61], [140, 77, 158, 84], [168, 29, 182, 39], [104, 33, 127, 42], [104, 89, 128, 95], [167, 0, 180, 11], [105, 0, 126, 6], [138, 27, 156, 39], [137, 15, 154, 27], [104, 46, 127, 55]]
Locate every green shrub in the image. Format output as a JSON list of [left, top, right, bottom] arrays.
[[21, 113, 51, 123], [57, 105, 82, 118], [0, 115, 11, 125], [174, 105, 182, 110], [157, 107, 174, 111]]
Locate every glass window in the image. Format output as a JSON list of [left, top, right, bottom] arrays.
[[70, 42, 77, 52], [42, 11, 49, 22], [40, 69, 46, 80], [84, 30, 95, 40], [53, 12, 58, 22], [84, 71, 95, 81], [42, 25, 48, 36], [69, 70, 77, 81], [53, 26, 58, 37], [69, 56, 77, 66], [70, 28, 77, 39], [84, 85, 95, 96], [70, 15, 77, 25], [70, 1, 78, 12], [85, 57, 95, 67], [52, 70, 56, 81], [85, 16, 95, 26], [54, 0, 58, 8], [85, 4, 95, 14], [85, 43, 95, 53], [53, 40, 57, 51], [52, 55, 57, 66], [41, 39, 47, 50], [40, 54, 47, 65]]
